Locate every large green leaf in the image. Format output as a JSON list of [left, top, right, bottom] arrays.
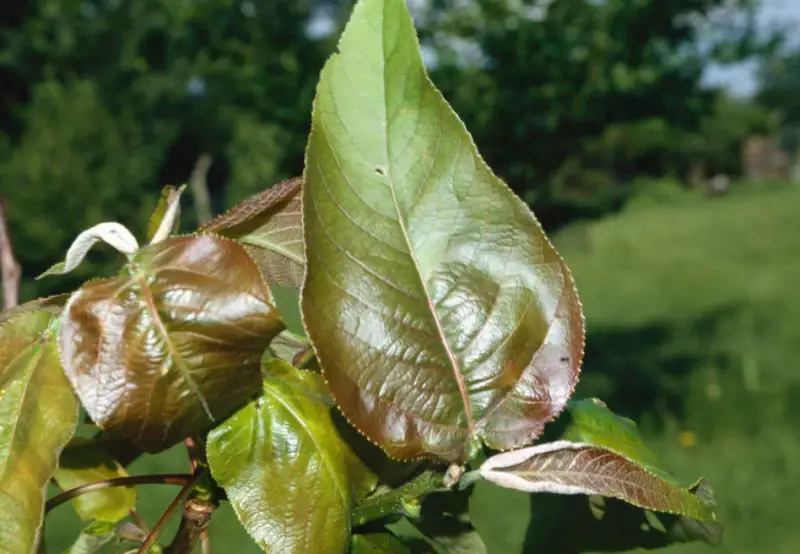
[[0, 311, 79, 553], [207, 359, 378, 553], [201, 177, 304, 288], [58, 235, 284, 452], [301, 0, 584, 463], [54, 437, 136, 522]]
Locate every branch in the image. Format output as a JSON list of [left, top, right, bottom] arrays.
[[164, 495, 218, 554], [351, 470, 448, 527], [46, 474, 193, 513], [138, 470, 205, 554], [0, 198, 21, 309]]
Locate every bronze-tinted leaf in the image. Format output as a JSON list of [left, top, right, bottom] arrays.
[[207, 359, 377, 554], [54, 437, 136, 522], [301, 0, 583, 462], [479, 440, 716, 521], [201, 177, 304, 288], [58, 235, 284, 452], [0, 311, 79, 553]]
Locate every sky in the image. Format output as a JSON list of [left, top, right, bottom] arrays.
[[703, 0, 800, 96]]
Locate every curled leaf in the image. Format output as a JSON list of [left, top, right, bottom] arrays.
[[201, 177, 304, 288], [37, 222, 140, 279], [480, 440, 716, 521], [301, 0, 583, 462], [58, 235, 284, 451], [0, 311, 79, 553], [148, 184, 186, 243], [207, 359, 377, 554]]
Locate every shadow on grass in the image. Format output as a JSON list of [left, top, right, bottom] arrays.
[[575, 304, 743, 428]]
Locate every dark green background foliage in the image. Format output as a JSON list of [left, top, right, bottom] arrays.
[[1, 0, 798, 552]]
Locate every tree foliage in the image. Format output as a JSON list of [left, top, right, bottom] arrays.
[[0, 1, 723, 552]]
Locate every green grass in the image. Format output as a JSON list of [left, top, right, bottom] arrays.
[[556, 182, 800, 553], [44, 183, 800, 552]]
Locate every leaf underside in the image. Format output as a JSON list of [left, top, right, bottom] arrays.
[[58, 235, 284, 451], [480, 441, 716, 521], [301, 0, 584, 462], [207, 359, 377, 554], [0, 311, 79, 553], [201, 176, 305, 289]]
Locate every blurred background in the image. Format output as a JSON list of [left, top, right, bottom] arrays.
[[1, 0, 798, 552]]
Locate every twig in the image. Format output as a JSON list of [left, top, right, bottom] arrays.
[[200, 530, 211, 554], [0, 198, 21, 309], [164, 495, 218, 554], [138, 470, 205, 554], [351, 470, 448, 527], [46, 474, 193, 513]]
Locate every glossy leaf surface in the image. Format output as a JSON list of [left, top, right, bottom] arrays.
[[0, 311, 79, 553], [59, 235, 284, 451], [480, 440, 716, 521], [207, 359, 377, 553], [201, 177, 304, 288], [54, 437, 136, 522], [301, 0, 584, 462]]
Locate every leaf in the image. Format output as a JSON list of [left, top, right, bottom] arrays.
[[37, 222, 139, 279], [58, 235, 285, 452], [148, 185, 186, 243], [65, 520, 149, 554], [200, 177, 304, 288], [0, 293, 70, 327], [525, 493, 722, 553], [479, 440, 717, 521], [301, 0, 584, 462], [467, 480, 536, 554], [53, 437, 136, 522], [207, 359, 378, 554], [264, 329, 316, 369], [65, 520, 116, 554], [350, 533, 411, 554], [0, 311, 79, 553]]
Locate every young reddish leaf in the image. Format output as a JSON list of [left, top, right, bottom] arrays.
[[201, 177, 304, 288], [479, 440, 716, 522], [301, 0, 584, 462], [207, 359, 378, 554], [54, 437, 137, 522], [0, 311, 79, 552], [58, 235, 284, 452]]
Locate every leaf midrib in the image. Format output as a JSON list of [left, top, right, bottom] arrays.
[[377, 0, 474, 433], [136, 277, 214, 422]]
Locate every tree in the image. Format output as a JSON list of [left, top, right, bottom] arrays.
[[0, 1, 722, 552], [418, 0, 766, 227]]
